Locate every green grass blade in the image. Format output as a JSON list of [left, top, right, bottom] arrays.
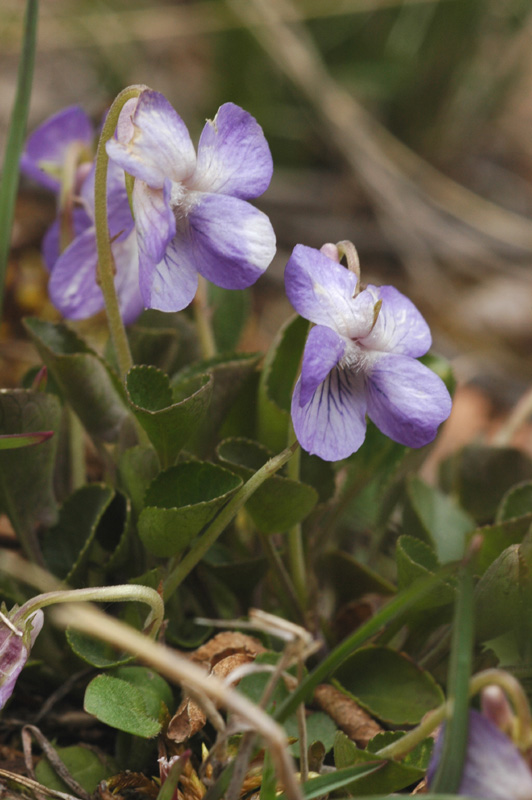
[[0, 0, 39, 317], [430, 562, 474, 793]]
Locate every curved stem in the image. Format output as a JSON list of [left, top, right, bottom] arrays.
[[93, 84, 147, 379], [15, 583, 164, 639], [163, 443, 298, 601], [286, 426, 307, 611]]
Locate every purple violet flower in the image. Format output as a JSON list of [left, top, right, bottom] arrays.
[[285, 243, 452, 461], [21, 107, 143, 323], [106, 90, 276, 312], [427, 709, 532, 799], [0, 608, 43, 709]]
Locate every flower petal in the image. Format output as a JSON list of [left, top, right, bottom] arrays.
[[192, 103, 273, 199], [0, 609, 43, 710], [428, 710, 532, 800], [284, 245, 363, 337], [48, 228, 106, 319], [291, 367, 367, 461], [113, 232, 144, 324], [188, 193, 276, 289], [299, 325, 346, 406], [358, 285, 432, 357], [42, 205, 92, 271], [133, 179, 176, 264], [21, 106, 93, 191], [366, 354, 452, 447], [107, 90, 196, 188], [139, 236, 198, 313]]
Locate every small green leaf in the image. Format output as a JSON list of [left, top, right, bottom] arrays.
[[257, 314, 308, 451], [24, 318, 129, 441], [0, 389, 60, 553], [34, 745, 115, 794], [333, 646, 444, 725], [318, 550, 396, 603], [0, 431, 53, 449], [66, 628, 132, 669], [405, 477, 473, 563], [138, 462, 242, 557], [208, 284, 250, 352], [333, 731, 425, 796], [496, 480, 532, 522], [84, 670, 167, 737], [41, 484, 114, 583], [118, 445, 160, 517], [474, 514, 532, 574], [217, 437, 317, 532], [285, 712, 337, 758], [396, 535, 455, 609], [127, 365, 213, 467], [475, 544, 532, 646]]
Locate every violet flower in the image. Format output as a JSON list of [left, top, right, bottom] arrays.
[[285, 243, 452, 461], [0, 608, 43, 709], [106, 90, 276, 312], [21, 107, 143, 323], [427, 709, 532, 799]]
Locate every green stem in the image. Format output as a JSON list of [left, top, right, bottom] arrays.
[[0, 0, 38, 319], [286, 425, 307, 610], [259, 531, 306, 625], [163, 443, 298, 601], [93, 84, 147, 379], [193, 275, 217, 359], [15, 583, 164, 638]]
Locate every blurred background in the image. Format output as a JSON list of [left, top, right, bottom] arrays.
[[2, 0, 532, 450]]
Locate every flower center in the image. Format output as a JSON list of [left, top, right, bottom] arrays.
[[339, 339, 378, 374], [169, 182, 201, 221]]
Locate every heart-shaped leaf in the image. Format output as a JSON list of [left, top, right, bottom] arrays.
[[25, 318, 129, 441], [126, 365, 212, 467], [138, 462, 242, 557]]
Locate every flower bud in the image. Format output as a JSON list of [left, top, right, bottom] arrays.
[[0, 608, 43, 709]]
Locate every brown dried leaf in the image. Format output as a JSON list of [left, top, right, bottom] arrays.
[[167, 633, 266, 743], [313, 684, 382, 747]]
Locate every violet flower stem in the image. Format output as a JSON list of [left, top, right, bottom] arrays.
[[15, 584, 164, 638], [163, 443, 298, 602], [286, 424, 308, 611], [193, 275, 217, 359], [93, 85, 147, 379]]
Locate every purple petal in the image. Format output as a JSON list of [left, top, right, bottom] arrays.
[[133, 179, 176, 265], [428, 710, 532, 800], [21, 106, 93, 191], [113, 232, 144, 324], [358, 285, 432, 357], [48, 228, 105, 319], [0, 610, 43, 709], [106, 90, 196, 188], [366, 354, 452, 448], [188, 193, 275, 289], [192, 103, 273, 199], [284, 245, 366, 336], [139, 236, 198, 312], [79, 161, 134, 240], [291, 367, 367, 461], [299, 325, 346, 406], [42, 205, 92, 271]]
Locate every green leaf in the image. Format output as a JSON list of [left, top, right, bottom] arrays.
[[333, 645, 444, 725], [396, 535, 455, 609], [127, 365, 213, 467], [0, 389, 60, 554], [475, 544, 532, 646], [84, 668, 170, 737], [41, 484, 114, 582], [439, 445, 532, 524], [405, 476, 473, 563], [0, 431, 53, 449], [200, 545, 269, 607], [138, 462, 242, 557], [367, 730, 433, 769], [34, 745, 115, 794], [111, 665, 173, 717], [285, 712, 337, 758], [474, 514, 532, 574], [217, 437, 317, 532], [208, 283, 250, 352], [118, 445, 160, 517], [66, 628, 133, 669], [333, 731, 424, 795], [257, 314, 308, 451], [175, 352, 261, 454], [496, 480, 532, 522], [24, 318, 129, 441]]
